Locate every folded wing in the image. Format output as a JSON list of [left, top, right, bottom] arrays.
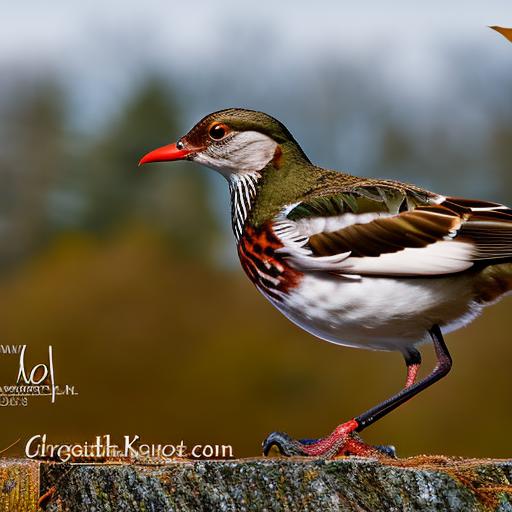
[[274, 188, 512, 277]]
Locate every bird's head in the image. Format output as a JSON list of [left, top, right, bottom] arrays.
[[139, 108, 309, 176]]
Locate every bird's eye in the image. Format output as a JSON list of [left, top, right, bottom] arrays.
[[208, 123, 229, 141]]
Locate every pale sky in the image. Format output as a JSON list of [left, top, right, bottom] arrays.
[[2, 2, 511, 129], [2, 1, 511, 79]]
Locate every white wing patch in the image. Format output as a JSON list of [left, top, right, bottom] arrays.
[[273, 209, 476, 277], [273, 218, 351, 269], [335, 241, 474, 276]]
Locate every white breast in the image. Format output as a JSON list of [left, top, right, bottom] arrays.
[[266, 272, 482, 352]]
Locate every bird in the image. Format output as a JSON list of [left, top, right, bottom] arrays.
[[140, 108, 512, 458]]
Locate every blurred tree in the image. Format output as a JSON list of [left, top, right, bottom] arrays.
[[490, 119, 512, 202], [379, 120, 417, 177], [81, 77, 219, 258], [0, 80, 66, 269]]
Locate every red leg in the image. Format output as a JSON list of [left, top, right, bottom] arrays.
[[299, 349, 422, 456], [405, 364, 420, 388], [298, 419, 369, 457], [262, 420, 378, 458], [263, 327, 450, 458], [403, 347, 422, 388]]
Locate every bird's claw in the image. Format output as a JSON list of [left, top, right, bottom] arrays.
[[373, 444, 397, 458], [263, 430, 397, 458], [262, 431, 309, 456]]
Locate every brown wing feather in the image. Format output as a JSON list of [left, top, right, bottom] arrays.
[[444, 197, 512, 261], [308, 207, 462, 258]]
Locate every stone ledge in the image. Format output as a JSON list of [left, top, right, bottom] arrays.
[[0, 459, 39, 512], [1, 456, 512, 511]]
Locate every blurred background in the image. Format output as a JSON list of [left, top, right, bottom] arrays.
[[0, 1, 511, 459]]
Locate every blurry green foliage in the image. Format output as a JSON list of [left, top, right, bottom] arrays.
[[0, 81, 66, 266], [491, 119, 512, 195], [78, 77, 221, 258], [0, 77, 220, 268]]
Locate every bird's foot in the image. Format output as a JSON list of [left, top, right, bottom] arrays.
[[262, 419, 396, 458]]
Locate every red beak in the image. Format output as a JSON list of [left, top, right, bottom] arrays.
[[139, 143, 192, 166]]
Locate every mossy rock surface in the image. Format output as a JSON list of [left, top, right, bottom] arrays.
[[39, 456, 512, 512], [0, 459, 39, 512], [2, 456, 512, 511]]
